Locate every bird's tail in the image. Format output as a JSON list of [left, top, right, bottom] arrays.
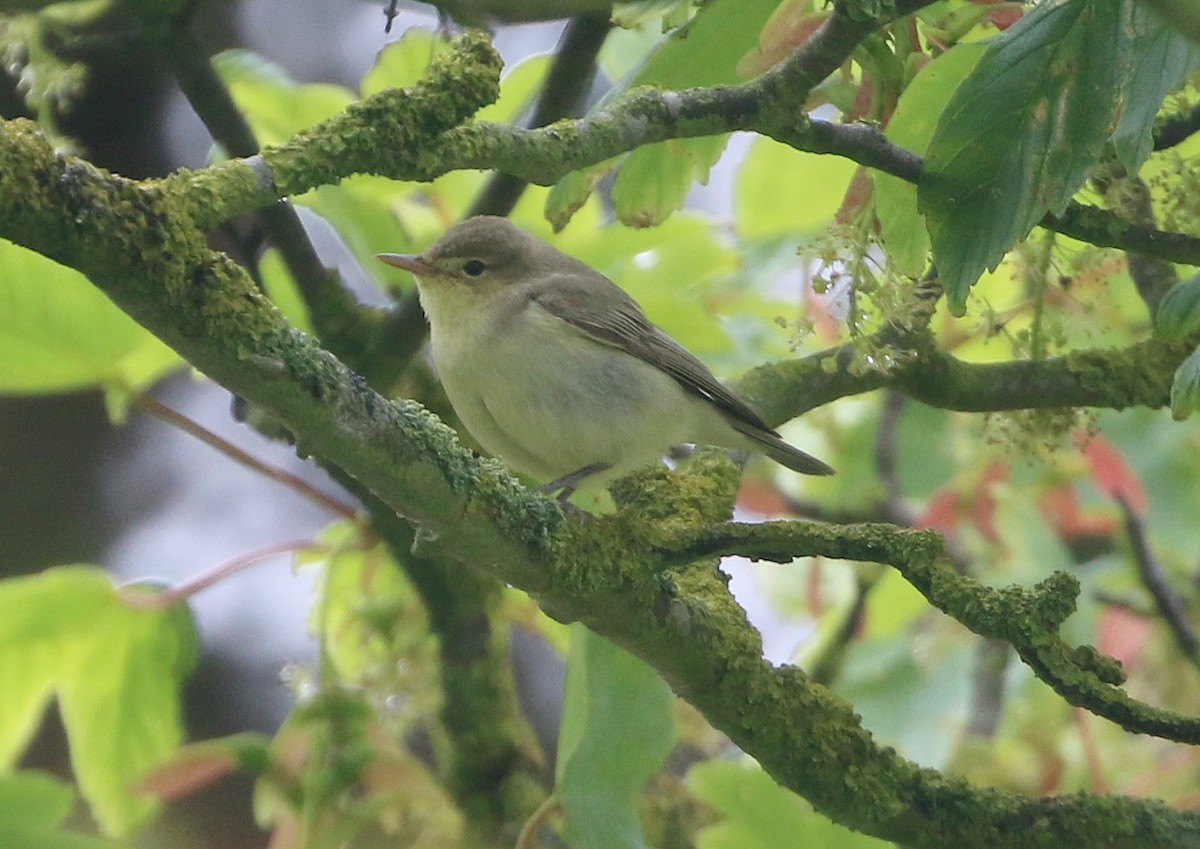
[[730, 420, 835, 476]]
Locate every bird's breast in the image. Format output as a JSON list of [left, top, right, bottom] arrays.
[[428, 298, 702, 481]]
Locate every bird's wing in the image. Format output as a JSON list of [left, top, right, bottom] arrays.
[[527, 273, 779, 435]]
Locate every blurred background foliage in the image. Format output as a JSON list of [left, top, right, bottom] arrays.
[[1, 0, 1199, 847]]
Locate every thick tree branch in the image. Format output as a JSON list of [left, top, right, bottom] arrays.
[[5, 22, 1200, 849], [654, 516, 1200, 744], [164, 11, 391, 375], [1120, 497, 1200, 670], [3, 106, 1200, 848], [169, 24, 1200, 274], [733, 329, 1190, 429]]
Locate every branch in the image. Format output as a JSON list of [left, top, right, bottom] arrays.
[[5, 27, 1200, 849], [1154, 102, 1200, 151], [3, 110, 1200, 849], [171, 29, 1200, 274], [1120, 497, 1200, 670], [733, 329, 1191, 430], [654, 515, 1200, 745], [166, 14, 390, 373]]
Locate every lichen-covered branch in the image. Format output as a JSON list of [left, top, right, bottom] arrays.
[[732, 328, 1191, 429], [2, 109, 1199, 849], [652, 515, 1200, 744], [165, 9, 386, 370], [163, 16, 1200, 272]]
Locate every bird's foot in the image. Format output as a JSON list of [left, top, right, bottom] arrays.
[[538, 462, 611, 504]]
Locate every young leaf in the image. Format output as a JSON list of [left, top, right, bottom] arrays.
[[689, 759, 891, 849], [548, 0, 781, 228], [0, 239, 181, 396], [0, 567, 197, 836], [920, 0, 1131, 313], [136, 733, 271, 802], [556, 625, 674, 849], [1109, 5, 1200, 172], [0, 772, 123, 849], [1170, 344, 1200, 420], [873, 43, 984, 277]]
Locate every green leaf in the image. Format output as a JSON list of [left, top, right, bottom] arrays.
[[214, 50, 353, 145], [549, 0, 781, 228], [1110, 5, 1200, 172], [874, 43, 984, 276], [0, 239, 181, 396], [359, 29, 455, 96], [1170, 344, 1200, 421], [259, 248, 314, 335], [0, 772, 123, 849], [556, 625, 674, 849], [0, 567, 197, 836], [545, 162, 614, 232], [836, 634, 972, 768], [612, 135, 730, 228], [736, 137, 859, 240], [689, 759, 892, 849], [0, 647, 54, 768], [1154, 272, 1200, 339], [920, 0, 1132, 313]]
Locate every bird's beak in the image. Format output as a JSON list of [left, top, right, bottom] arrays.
[[377, 253, 437, 277]]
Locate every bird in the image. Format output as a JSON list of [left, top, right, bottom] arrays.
[[378, 216, 832, 499]]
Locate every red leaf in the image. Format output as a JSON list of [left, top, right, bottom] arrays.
[[737, 479, 789, 516], [969, 461, 1007, 544], [1038, 484, 1118, 539], [835, 167, 874, 225], [985, 7, 1024, 30], [1097, 605, 1151, 669], [135, 748, 238, 801], [737, 5, 829, 77], [1081, 434, 1147, 515], [916, 488, 960, 535]]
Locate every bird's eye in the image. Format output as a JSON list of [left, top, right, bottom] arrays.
[[462, 259, 486, 277]]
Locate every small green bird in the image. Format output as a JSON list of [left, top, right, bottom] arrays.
[[379, 216, 832, 496]]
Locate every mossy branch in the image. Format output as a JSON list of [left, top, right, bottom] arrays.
[[164, 10, 1200, 270], [4, 26, 1200, 849], [653, 514, 1200, 744], [735, 329, 1191, 427]]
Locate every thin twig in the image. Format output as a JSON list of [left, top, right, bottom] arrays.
[[132, 393, 359, 520], [1073, 707, 1110, 794], [965, 638, 1010, 738], [875, 391, 907, 510], [120, 538, 322, 609], [1119, 495, 1200, 669], [166, 11, 384, 367], [514, 795, 561, 849]]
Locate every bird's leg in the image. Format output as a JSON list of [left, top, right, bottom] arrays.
[[538, 462, 611, 503]]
